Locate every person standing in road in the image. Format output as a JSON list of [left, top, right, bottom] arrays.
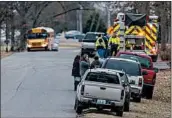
[[72, 55, 81, 91], [95, 34, 106, 58], [108, 32, 120, 56], [80, 54, 90, 78]]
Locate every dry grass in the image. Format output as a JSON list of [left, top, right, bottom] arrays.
[[82, 70, 171, 118]]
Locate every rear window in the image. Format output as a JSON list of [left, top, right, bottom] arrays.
[[118, 54, 151, 68], [103, 59, 141, 76], [85, 72, 120, 84]]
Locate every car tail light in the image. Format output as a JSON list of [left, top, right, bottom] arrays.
[[81, 85, 85, 95], [138, 78, 142, 87], [121, 90, 124, 99]]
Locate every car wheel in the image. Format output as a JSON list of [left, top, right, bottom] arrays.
[[146, 86, 154, 99], [27, 48, 30, 52], [116, 107, 124, 117], [45, 46, 48, 51], [124, 100, 130, 112], [75, 99, 83, 114], [133, 97, 141, 103]]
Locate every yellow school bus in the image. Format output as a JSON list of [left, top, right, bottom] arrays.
[[26, 27, 55, 51]]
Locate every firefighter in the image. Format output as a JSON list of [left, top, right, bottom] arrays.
[[126, 40, 132, 50], [108, 32, 120, 56], [95, 34, 106, 58]]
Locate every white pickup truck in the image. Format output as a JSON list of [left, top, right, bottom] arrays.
[[74, 68, 126, 117]]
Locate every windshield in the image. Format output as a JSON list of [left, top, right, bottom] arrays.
[[119, 54, 151, 68], [27, 33, 48, 39], [103, 59, 141, 76], [84, 33, 101, 40], [85, 72, 120, 84]]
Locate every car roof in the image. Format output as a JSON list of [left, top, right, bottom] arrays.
[[86, 32, 104, 34], [118, 51, 151, 59], [107, 57, 140, 64], [89, 68, 124, 75]]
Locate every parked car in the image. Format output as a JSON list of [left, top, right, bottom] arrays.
[[81, 32, 105, 57], [65, 30, 84, 39], [74, 68, 126, 116], [114, 70, 131, 112], [51, 37, 59, 51], [116, 51, 158, 99], [102, 57, 146, 102]]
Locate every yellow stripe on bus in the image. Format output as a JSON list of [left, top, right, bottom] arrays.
[[125, 26, 134, 34]]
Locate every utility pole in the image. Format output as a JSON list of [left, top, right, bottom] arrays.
[[106, 3, 111, 28], [107, 7, 111, 28], [76, 10, 79, 31], [79, 5, 83, 33]]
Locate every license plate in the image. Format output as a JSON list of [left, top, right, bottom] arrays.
[[96, 99, 106, 105]]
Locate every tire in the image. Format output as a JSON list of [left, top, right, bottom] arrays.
[[124, 100, 130, 112], [27, 48, 30, 52], [75, 99, 83, 114], [133, 97, 141, 103], [45, 46, 49, 51], [116, 107, 124, 117], [146, 86, 154, 99], [152, 55, 158, 62]]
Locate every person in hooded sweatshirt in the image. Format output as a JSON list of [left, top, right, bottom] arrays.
[[80, 54, 90, 78], [72, 55, 81, 91], [90, 56, 102, 69]]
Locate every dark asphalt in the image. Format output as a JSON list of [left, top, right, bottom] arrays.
[[1, 48, 80, 118]]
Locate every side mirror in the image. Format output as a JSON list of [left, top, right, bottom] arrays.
[[153, 67, 159, 73], [142, 71, 148, 75]]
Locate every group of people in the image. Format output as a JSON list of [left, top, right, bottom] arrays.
[[71, 31, 121, 91], [95, 31, 121, 58], [71, 54, 102, 91]]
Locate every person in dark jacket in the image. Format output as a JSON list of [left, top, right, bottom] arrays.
[[80, 54, 90, 77], [72, 55, 81, 91], [90, 56, 102, 69]]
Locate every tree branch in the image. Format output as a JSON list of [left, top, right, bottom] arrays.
[[32, 2, 51, 27]]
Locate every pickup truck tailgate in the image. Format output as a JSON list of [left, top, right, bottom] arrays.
[[84, 81, 123, 101]]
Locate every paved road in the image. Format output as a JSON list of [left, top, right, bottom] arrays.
[[1, 47, 80, 118], [1, 47, 170, 118]]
